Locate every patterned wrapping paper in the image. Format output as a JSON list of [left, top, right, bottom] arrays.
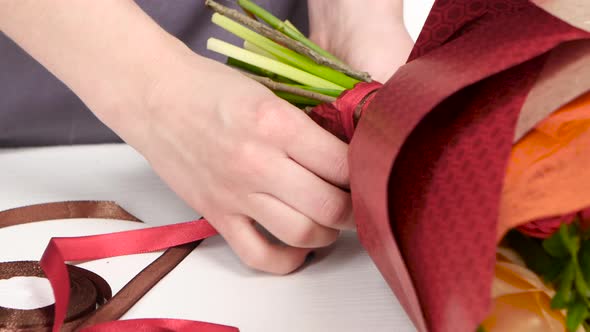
[[345, 1, 590, 331]]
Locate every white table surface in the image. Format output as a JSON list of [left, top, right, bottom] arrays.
[[0, 1, 433, 330]]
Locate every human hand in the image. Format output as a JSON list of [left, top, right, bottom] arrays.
[[135, 52, 354, 274], [308, 0, 414, 83]]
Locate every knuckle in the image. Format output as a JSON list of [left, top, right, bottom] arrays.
[[253, 100, 296, 140], [232, 141, 267, 177]]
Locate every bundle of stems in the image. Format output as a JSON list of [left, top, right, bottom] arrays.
[[205, 0, 371, 108]]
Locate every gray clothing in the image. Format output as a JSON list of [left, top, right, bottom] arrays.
[[0, 1, 308, 147]]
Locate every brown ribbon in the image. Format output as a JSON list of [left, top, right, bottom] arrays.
[[0, 201, 201, 331], [0, 261, 111, 332], [0, 201, 141, 228], [71, 241, 200, 331]]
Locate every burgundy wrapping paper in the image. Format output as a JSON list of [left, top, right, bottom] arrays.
[[345, 1, 590, 331]]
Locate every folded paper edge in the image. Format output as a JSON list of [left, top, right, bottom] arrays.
[[514, 39, 590, 142], [531, 0, 590, 33]]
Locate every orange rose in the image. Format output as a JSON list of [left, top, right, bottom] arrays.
[[482, 248, 585, 332]]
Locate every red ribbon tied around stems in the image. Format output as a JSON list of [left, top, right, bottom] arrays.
[[310, 81, 383, 142], [39, 218, 238, 332]]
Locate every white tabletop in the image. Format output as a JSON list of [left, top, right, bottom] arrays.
[[0, 144, 417, 332]]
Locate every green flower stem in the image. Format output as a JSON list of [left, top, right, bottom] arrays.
[[274, 91, 321, 106], [204, 0, 371, 82], [284, 20, 304, 38], [228, 57, 297, 84], [237, 0, 341, 63], [227, 57, 273, 77], [243, 40, 277, 59], [207, 38, 345, 90], [286, 84, 343, 98], [240, 71, 336, 104], [212, 13, 358, 89]]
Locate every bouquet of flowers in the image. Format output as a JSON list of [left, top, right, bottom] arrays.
[[206, 1, 590, 331]]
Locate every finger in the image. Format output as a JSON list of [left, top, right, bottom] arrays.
[[215, 214, 311, 275], [246, 192, 339, 248], [259, 157, 354, 230], [285, 115, 350, 187]]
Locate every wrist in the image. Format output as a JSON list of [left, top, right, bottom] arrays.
[[93, 34, 197, 145]]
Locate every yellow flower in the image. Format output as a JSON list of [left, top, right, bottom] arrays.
[[481, 247, 585, 332]]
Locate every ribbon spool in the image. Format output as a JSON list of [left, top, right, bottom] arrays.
[[0, 261, 111, 332], [0, 201, 207, 331]]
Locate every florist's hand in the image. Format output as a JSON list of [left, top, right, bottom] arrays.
[[140, 55, 355, 274], [0, 0, 353, 275], [308, 0, 414, 83]]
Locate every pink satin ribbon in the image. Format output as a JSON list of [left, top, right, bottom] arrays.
[[39, 218, 238, 332], [82, 318, 237, 332]]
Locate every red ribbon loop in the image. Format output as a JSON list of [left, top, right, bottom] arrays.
[[310, 81, 382, 142], [38, 219, 238, 332]]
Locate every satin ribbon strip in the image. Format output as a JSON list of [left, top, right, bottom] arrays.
[[0, 261, 111, 332], [0, 201, 136, 331], [0, 201, 141, 229], [71, 242, 201, 331], [81, 319, 238, 332], [0, 201, 232, 331], [39, 219, 237, 332]]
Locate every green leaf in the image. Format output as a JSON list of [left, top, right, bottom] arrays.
[[475, 325, 486, 332], [575, 264, 590, 297], [566, 297, 588, 332], [505, 231, 559, 278], [552, 287, 570, 309], [552, 260, 576, 309], [544, 259, 567, 283], [543, 225, 570, 258], [578, 240, 590, 284], [561, 222, 581, 255]]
